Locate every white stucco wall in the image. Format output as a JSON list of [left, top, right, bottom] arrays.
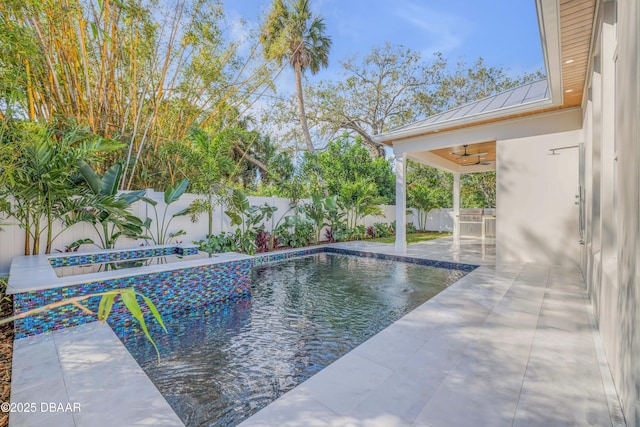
[[496, 130, 581, 265], [581, 0, 640, 424]]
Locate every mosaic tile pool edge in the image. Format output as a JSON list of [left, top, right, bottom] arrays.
[[252, 247, 479, 272], [14, 258, 251, 339], [48, 246, 200, 268]]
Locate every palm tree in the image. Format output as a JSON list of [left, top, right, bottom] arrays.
[[260, 0, 331, 152]]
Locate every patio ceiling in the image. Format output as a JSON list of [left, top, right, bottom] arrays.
[[431, 141, 496, 166], [407, 140, 497, 174], [559, 0, 597, 107]]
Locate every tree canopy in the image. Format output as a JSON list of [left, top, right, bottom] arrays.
[[0, 0, 276, 189], [265, 43, 543, 158], [301, 135, 395, 204], [0, 1, 530, 210]]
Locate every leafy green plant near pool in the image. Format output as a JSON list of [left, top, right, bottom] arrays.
[[142, 179, 190, 245], [408, 183, 441, 231], [366, 222, 393, 238], [0, 288, 167, 361], [197, 232, 238, 254], [338, 178, 385, 230], [275, 193, 344, 247], [225, 189, 277, 255], [0, 122, 122, 255], [195, 189, 276, 255], [74, 161, 148, 250], [275, 218, 315, 248]]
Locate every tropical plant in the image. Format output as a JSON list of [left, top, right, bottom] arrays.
[[224, 189, 277, 255], [407, 160, 453, 208], [76, 161, 148, 249], [165, 127, 235, 237], [275, 218, 315, 248], [367, 222, 392, 238], [255, 229, 271, 253], [0, 0, 276, 190], [0, 122, 121, 255], [195, 232, 238, 254], [0, 287, 166, 361], [324, 195, 347, 242], [338, 178, 385, 230], [260, 0, 332, 152], [408, 184, 440, 231], [301, 193, 338, 244], [335, 225, 366, 242], [142, 179, 190, 245]]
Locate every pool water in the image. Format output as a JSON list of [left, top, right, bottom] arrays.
[[117, 253, 467, 426], [53, 252, 211, 277]]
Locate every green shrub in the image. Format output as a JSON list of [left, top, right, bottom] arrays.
[[195, 232, 237, 254], [275, 221, 315, 248]]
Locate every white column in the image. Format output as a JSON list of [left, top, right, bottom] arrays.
[[395, 153, 407, 252], [453, 173, 460, 240]]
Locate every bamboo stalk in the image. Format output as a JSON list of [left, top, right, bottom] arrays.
[[77, 9, 95, 130], [25, 61, 35, 120]]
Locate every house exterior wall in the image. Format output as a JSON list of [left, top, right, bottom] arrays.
[[581, 0, 640, 424], [496, 130, 581, 265]]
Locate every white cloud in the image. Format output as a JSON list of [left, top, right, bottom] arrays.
[[226, 10, 259, 57], [394, 2, 470, 54]]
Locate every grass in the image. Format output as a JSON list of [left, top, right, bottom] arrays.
[[368, 231, 452, 244]]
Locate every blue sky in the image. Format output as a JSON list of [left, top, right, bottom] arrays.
[[225, 0, 545, 87]]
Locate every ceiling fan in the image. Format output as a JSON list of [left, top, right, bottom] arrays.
[[451, 144, 488, 158], [461, 155, 492, 166]]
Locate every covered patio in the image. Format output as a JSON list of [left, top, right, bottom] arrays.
[[393, 138, 497, 251], [379, 79, 583, 266]]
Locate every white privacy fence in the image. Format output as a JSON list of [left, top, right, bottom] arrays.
[[0, 190, 457, 273]]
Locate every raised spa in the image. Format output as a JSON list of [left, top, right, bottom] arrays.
[[8, 244, 252, 338]]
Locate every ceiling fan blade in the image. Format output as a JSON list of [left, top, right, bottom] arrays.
[[450, 146, 489, 157], [451, 144, 469, 156]]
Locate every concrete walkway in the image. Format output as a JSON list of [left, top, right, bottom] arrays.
[[238, 238, 625, 427]]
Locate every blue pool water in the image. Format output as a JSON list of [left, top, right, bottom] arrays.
[[117, 253, 468, 426]]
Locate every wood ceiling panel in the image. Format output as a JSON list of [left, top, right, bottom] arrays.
[[558, 0, 596, 107], [431, 141, 496, 166], [562, 37, 592, 49], [562, 1, 594, 15]]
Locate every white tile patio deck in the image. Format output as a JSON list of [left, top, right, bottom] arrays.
[[9, 237, 625, 427], [238, 238, 625, 427], [9, 322, 183, 427]]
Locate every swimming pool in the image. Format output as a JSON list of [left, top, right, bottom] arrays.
[[116, 252, 471, 426]]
